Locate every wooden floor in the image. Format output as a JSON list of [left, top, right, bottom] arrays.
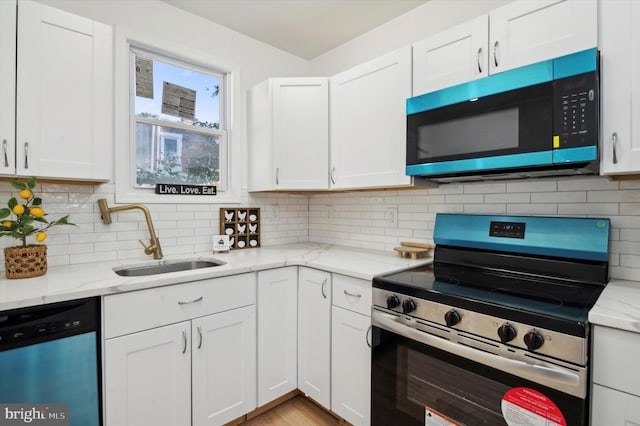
[[244, 395, 342, 426]]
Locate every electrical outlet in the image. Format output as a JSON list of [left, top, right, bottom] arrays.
[[386, 207, 398, 228]]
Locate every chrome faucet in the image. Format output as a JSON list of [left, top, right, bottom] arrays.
[[97, 198, 164, 259]]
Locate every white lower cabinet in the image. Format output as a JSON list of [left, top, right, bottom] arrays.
[[103, 274, 257, 426], [297, 267, 332, 409], [591, 325, 640, 425], [191, 307, 256, 425], [331, 306, 371, 426], [257, 267, 298, 406], [331, 274, 371, 426], [104, 321, 191, 426], [591, 384, 640, 425]]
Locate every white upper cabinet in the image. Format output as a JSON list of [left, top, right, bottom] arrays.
[[0, 0, 16, 176], [599, 0, 640, 175], [413, 15, 488, 96], [330, 46, 412, 190], [13, 0, 112, 181], [248, 78, 329, 191], [412, 0, 597, 96], [489, 0, 597, 75]]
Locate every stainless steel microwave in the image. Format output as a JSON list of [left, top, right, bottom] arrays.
[[406, 48, 599, 182]]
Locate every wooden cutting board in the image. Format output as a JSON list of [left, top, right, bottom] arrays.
[[393, 241, 435, 259]]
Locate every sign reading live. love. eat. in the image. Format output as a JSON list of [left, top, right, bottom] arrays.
[[155, 183, 217, 196]]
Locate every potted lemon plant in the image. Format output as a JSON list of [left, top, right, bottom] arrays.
[[0, 177, 75, 279]]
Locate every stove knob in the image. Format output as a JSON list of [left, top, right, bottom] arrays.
[[524, 329, 545, 351], [444, 309, 461, 327], [402, 299, 417, 314], [497, 323, 517, 343], [386, 295, 400, 310]]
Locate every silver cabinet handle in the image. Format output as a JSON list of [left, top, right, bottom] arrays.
[[493, 40, 499, 67], [24, 142, 29, 169], [477, 47, 483, 73], [197, 326, 203, 349], [181, 330, 187, 354], [366, 325, 372, 348], [343, 289, 362, 298], [321, 278, 327, 299], [178, 296, 203, 305], [330, 167, 336, 185], [612, 132, 618, 165], [275, 167, 279, 185], [2, 139, 8, 167]]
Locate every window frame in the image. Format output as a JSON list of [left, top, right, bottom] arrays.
[[114, 27, 240, 204]]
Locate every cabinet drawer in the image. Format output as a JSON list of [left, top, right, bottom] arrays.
[[104, 273, 256, 339], [332, 274, 371, 316], [592, 326, 640, 397]]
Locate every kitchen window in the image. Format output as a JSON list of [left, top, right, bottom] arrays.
[[114, 29, 239, 203], [132, 47, 226, 189]]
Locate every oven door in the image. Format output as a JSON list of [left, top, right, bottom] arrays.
[[371, 309, 588, 426]]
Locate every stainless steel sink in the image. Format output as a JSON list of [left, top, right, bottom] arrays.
[[114, 259, 225, 277]]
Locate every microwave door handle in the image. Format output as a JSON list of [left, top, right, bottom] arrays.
[[372, 310, 584, 398]]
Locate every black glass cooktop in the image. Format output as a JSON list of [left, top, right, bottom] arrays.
[[373, 264, 605, 337]]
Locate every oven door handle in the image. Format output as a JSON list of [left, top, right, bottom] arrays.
[[372, 310, 585, 399]]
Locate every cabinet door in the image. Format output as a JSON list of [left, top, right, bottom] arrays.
[[297, 267, 331, 409], [104, 322, 191, 426], [599, 0, 640, 174], [16, 0, 112, 180], [329, 46, 412, 190], [192, 305, 256, 426], [273, 78, 329, 190], [257, 267, 298, 406], [412, 15, 488, 96], [591, 384, 640, 425], [0, 0, 16, 176], [489, 0, 597, 75], [331, 306, 371, 426]]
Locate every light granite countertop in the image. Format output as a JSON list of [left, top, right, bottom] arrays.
[[0, 243, 432, 311], [589, 279, 640, 333]]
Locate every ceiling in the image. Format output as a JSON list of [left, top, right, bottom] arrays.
[[162, 0, 428, 60]]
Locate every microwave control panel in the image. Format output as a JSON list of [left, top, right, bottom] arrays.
[[554, 71, 598, 149]]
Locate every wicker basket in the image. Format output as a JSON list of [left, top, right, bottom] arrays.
[[4, 245, 48, 279]]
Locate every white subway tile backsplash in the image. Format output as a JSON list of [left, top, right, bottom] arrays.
[[507, 180, 557, 193]]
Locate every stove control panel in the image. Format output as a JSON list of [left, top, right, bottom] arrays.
[[372, 288, 587, 366]]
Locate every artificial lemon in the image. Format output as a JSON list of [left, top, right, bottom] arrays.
[[19, 189, 32, 199], [12, 205, 25, 215], [2, 221, 12, 228], [30, 207, 45, 218], [35, 232, 47, 242]]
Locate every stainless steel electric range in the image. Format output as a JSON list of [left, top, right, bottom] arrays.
[[371, 213, 609, 426]]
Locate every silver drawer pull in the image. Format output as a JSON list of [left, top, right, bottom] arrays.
[[197, 326, 203, 349], [321, 278, 328, 299], [181, 330, 187, 354], [493, 40, 499, 67], [477, 47, 483, 73], [366, 325, 372, 348], [343, 290, 362, 298], [178, 296, 203, 305]]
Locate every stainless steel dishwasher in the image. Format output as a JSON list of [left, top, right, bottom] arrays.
[[0, 297, 101, 426]]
